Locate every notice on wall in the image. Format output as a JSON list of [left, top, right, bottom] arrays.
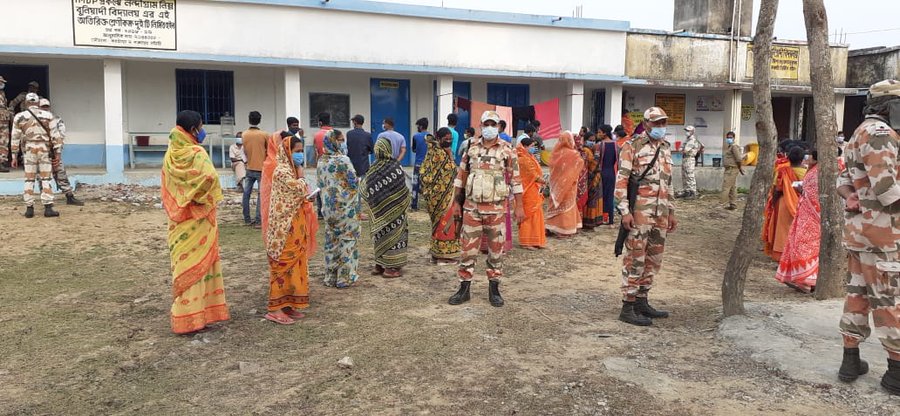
[[696, 95, 724, 112], [72, 0, 177, 50], [741, 105, 755, 121], [655, 93, 686, 125], [746, 44, 800, 80]]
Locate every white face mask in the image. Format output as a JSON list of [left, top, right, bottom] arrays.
[[0, 83, 5, 90], [482, 126, 499, 140], [836, 136, 844, 143]]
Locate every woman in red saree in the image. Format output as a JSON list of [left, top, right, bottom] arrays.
[[262, 135, 318, 325], [162, 111, 229, 334], [762, 146, 807, 261], [775, 151, 819, 292], [581, 131, 604, 229], [516, 136, 547, 249], [545, 131, 584, 237]]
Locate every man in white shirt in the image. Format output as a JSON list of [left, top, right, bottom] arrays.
[[230, 132, 247, 192]]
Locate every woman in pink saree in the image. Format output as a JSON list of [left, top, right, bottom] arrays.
[[775, 150, 820, 292]]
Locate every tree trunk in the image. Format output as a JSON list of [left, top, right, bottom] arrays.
[[721, 0, 779, 316], [803, 0, 846, 299]]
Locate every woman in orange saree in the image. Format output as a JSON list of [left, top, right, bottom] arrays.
[[545, 131, 584, 238], [762, 146, 807, 261], [262, 135, 318, 325], [161, 111, 229, 334], [775, 151, 819, 292], [516, 136, 547, 249]]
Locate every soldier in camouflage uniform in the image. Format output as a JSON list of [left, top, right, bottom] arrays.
[[679, 125, 702, 199], [615, 106, 678, 326], [448, 110, 525, 307], [835, 79, 900, 395], [11, 93, 62, 218], [39, 99, 84, 206], [8, 81, 42, 113], [0, 76, 10, 172]]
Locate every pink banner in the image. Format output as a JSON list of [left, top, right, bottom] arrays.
[[534, 98, 561, 140]]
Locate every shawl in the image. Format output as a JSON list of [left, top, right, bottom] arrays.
[[419, 134, 457, 236], [363, 138, 412, 265], [161, 126, 223, 223], [265, 135, 318, 260], [317, 129, 361, 239], [260, 132, 281, 234], [547, 131, 584, 213]]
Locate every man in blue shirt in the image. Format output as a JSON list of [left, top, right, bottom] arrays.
[[499, 120, 512, 144], [411, 117, 430, 210], [377, 117, 407, 162], [447, 113, 461, 164]]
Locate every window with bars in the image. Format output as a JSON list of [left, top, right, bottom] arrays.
[[175, 69, 234, 125]]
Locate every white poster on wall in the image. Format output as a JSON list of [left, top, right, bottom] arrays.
[[72, 0, 176, 50]]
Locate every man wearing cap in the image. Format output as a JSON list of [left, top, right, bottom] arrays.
[[678, 125, 702, 199], [835, 79, 900, 395], [720, 131, 745, 210], [448, 110, 524, 308], [0, 76, 10, 172], [39, 99, 84, 206], [614, 106, 678, 326], [8, 81, 42, 113], [11, 93, 63, 217]]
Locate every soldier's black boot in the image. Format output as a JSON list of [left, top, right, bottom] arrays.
[[24, 206, 34, 218], [43, 204, 60, 218], [881, 359, 900, 395], [66, 193, 84, 206], [0, 162, 9, 173], [488, 280, 504, 307], [619, 301, 652, 326], [448, 281, 471, 305], [635, 297, 669, 319], [837, 348, 869, 382]]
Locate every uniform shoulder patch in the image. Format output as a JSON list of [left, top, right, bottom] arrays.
[[873, 126, 892, 137]]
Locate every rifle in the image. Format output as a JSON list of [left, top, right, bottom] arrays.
[[26, 108, 57, 161], [614, 145, 662, 257]]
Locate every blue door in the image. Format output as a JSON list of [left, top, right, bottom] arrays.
[[370, 78, 411, 166], [487, 83, 530, 132], [453, 81, 471, 139]]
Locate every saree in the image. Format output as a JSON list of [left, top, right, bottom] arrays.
[[161, 126, 229, 334], [545, 131, 584, 236], [419, 135, 461, 260], [517, 143, 546, 248], [317, 130, 361, 287], [775, 164, 820, 292], [575, 147, 589, 224], [260, 132, 281, 234], [363, 138, 411, 269], [265, 136, 318, 310], [581, 144, 604, 228], [762, 162, 807, 261]]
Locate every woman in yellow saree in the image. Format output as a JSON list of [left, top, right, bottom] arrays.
[[263, 135, 318, 325], [161, 111, 229, 334]]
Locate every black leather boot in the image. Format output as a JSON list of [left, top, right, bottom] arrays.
[[44, 204, 59, 217], [882, 359, 900, 395], [448, 281, 471, 305], [619, 301, 652, 326], [635, 297, 669, 318], [24, 206, 34, 218], [66, 193, 84, 206], [488, 280, 504, 307], [837, 348, 869, 382]]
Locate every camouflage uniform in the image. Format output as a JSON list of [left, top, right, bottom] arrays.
[[11, 101, 62, 207], [837, 112, 900, 361], [681, 130, 701, 195], [615, 131, 676, 301], [720, 143, 743, 206], [48, 114, 73, 194], [0, 81, 10, 166], [455, 136, 523, 281]]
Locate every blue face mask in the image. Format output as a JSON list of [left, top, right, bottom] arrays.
[[529, 146, 539, 155], [585, 140, 596, 147], [292, 152, 305, 167], [195, 128, 207, 144], [726, 138, 735, 145], [649, 127, 666, 140], [340, 141, 348, 154]]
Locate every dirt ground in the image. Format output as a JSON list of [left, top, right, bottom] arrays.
[[0, 186, 897, 415]]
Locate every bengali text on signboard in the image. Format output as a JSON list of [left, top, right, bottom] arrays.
[[747, 44, 800, 80], [654, 93, 686, 125], [72, 0, 176, 50]]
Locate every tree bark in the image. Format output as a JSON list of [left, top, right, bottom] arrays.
[[722, 0, 779, 316], [803, 0, 846, 299]]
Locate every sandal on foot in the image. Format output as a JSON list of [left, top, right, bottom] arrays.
[[264, 312, 295, 325], [383, 268, 402, 278], [284, 310, 306, 319], [372, 265, 385, 275]]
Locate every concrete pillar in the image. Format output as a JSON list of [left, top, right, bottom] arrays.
[[436, 75, 453, 126], [605, 84, 623, 129], [103, 59, 124, 175], [284, 67, 302, 126], [723, 88, 743, 144], [834, 94, 846, 134], [567, 81, 585, 132]]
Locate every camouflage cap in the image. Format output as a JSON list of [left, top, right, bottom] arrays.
[[869, 79, 900, 98], [684, 125, 695, 132], [0, 76, 6, 83], [643, 106, 668, 122], [25, 93, 40, 103], [39, 98, 50, 107], [481, 110, 501, 124]]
